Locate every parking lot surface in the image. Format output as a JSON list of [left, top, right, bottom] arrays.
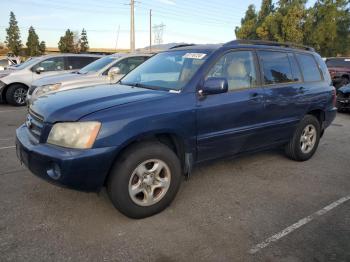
[[0, 104, 349, 262]]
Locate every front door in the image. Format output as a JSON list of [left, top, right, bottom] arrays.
[[31, 57, 66, 83], [196, 50, 266, 162]]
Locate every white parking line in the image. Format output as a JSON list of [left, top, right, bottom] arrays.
[[0, 146, 15, 150], [249, 195, 350, 254]]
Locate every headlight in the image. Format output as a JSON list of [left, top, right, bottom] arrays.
[[47, 122, 101, 149], [34, 83, 62, 98]]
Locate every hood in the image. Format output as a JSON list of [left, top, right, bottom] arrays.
[[30, 84, 171, 123], [338, 84, 350, 94], [0, 68, 16, 76], [33, 72, 97, 87]]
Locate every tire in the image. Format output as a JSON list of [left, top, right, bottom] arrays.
[[107, 141, 182, 219], [5, 84, 27, 106], [285, 115, 321, 161]]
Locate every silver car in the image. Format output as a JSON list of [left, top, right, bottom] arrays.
[[0, 54, 101, 106], [27, 53, 152, 104]]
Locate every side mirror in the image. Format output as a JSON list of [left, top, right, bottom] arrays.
[[35, 66, 44, 74], [200, 77, 228, 95], [108, 67, 121, 78]]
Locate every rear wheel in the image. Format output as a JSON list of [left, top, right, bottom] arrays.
[[285, 115, 321, 161], [107, 141, 182, 219], [6, 84, 27, 106]]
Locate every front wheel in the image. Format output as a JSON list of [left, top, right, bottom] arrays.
[[285, 115, 321, 161], [107, 141, 182, 219], [6, 84, 27, 106]]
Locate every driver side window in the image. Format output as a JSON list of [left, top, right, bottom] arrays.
[[33, 57, 65, 72], [206, 51, 257, 91]]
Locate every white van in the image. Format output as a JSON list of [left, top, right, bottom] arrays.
[[27, 53, 152, 104], [0, 54, 101, 106]]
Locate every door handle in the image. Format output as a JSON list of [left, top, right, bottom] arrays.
[[298, 87, 305, 94], [250, 92, 263, 102]]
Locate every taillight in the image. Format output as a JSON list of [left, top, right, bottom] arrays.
[[332, 87, 337, 107]]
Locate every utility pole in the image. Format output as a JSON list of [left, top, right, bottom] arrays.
[[130, 0, 135, 52], [149, 9, 152, 53], [153, 23, 165, 45]]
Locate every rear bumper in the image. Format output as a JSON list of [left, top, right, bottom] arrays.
[[16, 124, 117, 191]]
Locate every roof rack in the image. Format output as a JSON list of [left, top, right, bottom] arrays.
[[224, 40, 315, 52], [169, 44, 196, 49]]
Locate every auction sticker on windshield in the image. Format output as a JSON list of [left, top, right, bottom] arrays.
[[183, 53, 207, 59]]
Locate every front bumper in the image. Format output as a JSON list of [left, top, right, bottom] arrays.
[[16, 124, 117, 191], [337, 98, 350, 110], [0, 81, 7, 102]]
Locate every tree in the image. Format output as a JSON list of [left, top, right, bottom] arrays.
[[236, 0, 350, 56], [304, 0, 350, 56], [58, 29, 75, 53], [26, 26, 40, 56], [39, 41, 46, 55], [256, 0, 276, 40], [80, 28, 89, 52], [235, 5, 258, 40], [73, 31, 80, 53], [5, 11, 22, 56]]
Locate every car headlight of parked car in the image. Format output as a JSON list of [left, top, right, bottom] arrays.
[[34, 83, 62, 97], [47, 122, 101, 149]]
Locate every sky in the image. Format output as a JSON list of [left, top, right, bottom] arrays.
[[0, 0, 316, 49]]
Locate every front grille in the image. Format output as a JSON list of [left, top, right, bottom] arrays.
[[26, 110, 44, 143], [28, 85, 37, 95]]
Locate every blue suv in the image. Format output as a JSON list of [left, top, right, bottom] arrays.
[[16, 40, 337, 218]]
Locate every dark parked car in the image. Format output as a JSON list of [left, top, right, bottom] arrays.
[[336, 84, 350, 112], [16, 40, 336, 218], [325, 57, 350, 88]]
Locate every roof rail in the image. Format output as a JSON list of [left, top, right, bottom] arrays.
[[224, 40, 315, 52], [169, 44, 196, 49]]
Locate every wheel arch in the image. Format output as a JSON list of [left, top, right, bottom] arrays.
[[306, 108, 325, 137], [1, 82, 29, 102], [103, 131, 192, 186]]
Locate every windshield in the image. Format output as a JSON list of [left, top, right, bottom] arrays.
[[79, 56, 119, 74], [120, 50, 210, 91], [15, 57, 41, 70]]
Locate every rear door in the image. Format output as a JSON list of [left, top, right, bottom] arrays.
[[256, 50, 305, 144], [196, 50, 266, 162], [66, 56, 98, 71]]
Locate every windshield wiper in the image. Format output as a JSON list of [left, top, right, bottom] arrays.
[[120, 81, 159, 90]]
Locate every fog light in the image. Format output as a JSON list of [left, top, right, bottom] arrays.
[[47, 163, 62, 180]]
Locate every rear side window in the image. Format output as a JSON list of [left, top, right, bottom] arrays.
[[258, 51, 294, 85], [295, 54, 322, 82], [67, 57, 98, 70], [326, 58, 350, 68]]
